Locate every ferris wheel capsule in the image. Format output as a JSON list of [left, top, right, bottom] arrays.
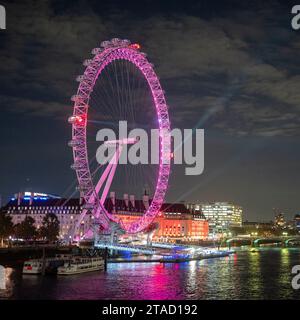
[[68, 139, 82, 148], [100, 40, 111, 48], [76, 75, 84, 82], [83, 59, 93, 67], [91, 48, 103, 55], [70, 95, 83, 102], [122, 39, 131, 46], [70, 162, 85, 170], [68, 115, 77, 123], [111, 38, 121, 45], [129, 43, 141, 50], [68, 115, 86, 126]]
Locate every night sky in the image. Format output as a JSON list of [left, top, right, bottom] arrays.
[[1, 0, 300, 221]]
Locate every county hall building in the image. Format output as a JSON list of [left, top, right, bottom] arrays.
[[1, 191, 209, 242]]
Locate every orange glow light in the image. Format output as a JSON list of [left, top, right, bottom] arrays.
[[130, 43, 141, 50]]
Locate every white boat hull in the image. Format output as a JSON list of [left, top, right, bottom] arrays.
[[22, 261, 43, 275], [22, 254, 74, 275], [58, 264, 104, 275], [57, 257, 105, 275], [22, 268, 42, 275]]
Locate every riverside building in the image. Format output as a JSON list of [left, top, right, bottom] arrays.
[[1, 191, 209, 241], [187, 202, 242, 238]]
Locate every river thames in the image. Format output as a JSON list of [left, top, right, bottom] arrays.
[[1, 248, 300, 300]]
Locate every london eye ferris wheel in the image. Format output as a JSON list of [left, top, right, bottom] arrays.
[[68, 38, 171, 240]]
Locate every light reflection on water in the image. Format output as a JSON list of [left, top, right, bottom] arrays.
[[1, 248, 300, 300], [247, 250, 262, 298]]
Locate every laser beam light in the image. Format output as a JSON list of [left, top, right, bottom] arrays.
[[0, 5, 5, 30]]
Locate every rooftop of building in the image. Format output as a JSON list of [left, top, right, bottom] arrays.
[[2, 192, 205, 218], [243, 221, 274, 226]]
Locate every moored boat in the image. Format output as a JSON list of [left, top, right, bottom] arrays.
[[22, 259, 43, 274], [45, 254, 74, 274], [57, 256, 105, 275], [23, 254, 74, 275]]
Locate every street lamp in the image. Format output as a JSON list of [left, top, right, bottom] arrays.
[[8, 236, 12, 248]]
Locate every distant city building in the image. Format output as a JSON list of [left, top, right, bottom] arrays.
[[243, 221, 273, 229], [187, 202, 242, 237], [242, 220, 274, 229], [1, 191, 209, 241], [274, 213, 286, 229], [242, 221, 274, 236], [294, 214, 300, 231]]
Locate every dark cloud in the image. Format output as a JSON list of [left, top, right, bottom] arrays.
[[1, 0, 299, 136]]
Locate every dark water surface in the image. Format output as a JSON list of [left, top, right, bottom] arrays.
[[1, 248, 300, 300]]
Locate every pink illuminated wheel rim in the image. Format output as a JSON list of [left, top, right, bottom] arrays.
[[69, 39, 171, 237]]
